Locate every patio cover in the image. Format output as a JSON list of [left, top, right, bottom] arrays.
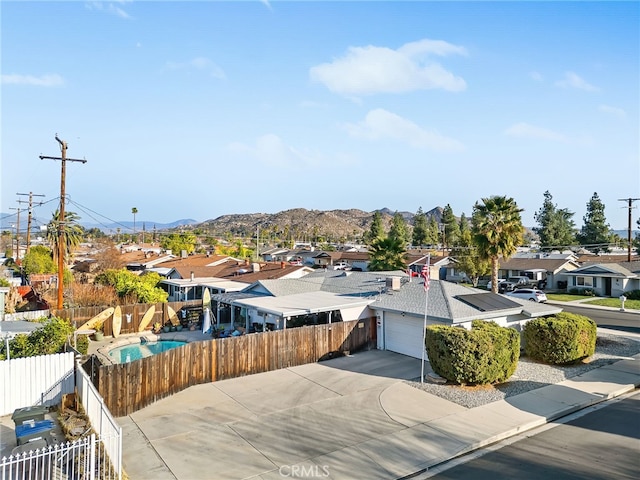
[[232, 291, 375, 317]]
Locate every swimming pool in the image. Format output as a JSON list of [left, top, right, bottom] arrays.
[[108, 340, 187, 364]]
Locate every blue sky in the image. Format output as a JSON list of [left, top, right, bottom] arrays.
[[2, 1, 638, 232]]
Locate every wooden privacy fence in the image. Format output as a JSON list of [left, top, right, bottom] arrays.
[[52, 300, 201, 336], [95, 318, 375, 416]]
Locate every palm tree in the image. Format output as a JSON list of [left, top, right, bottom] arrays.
[[472, 196, 524, 293], [47, 209, 83, 264], [368, 236, 407, 272], [131, 207, 138, 242]]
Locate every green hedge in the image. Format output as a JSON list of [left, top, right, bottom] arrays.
[[523, 312, 596, 365], [425, 320, 520, 385], [623, 289, 640, 301]]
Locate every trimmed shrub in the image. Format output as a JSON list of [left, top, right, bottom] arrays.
[[425, 320, 520, 385], [568, 287, 595, 296], [623, 289, 640, 301], [523, 312, 596, 365]]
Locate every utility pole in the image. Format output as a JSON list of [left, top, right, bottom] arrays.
[[17, 192, 45, 254], [9, 207, 22, 261], [40, 135, 87, 310], [618, 198, 640, 262]]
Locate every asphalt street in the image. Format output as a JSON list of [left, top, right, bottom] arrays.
[[559, 304, 640, 333], [422, 391, 640, 480]]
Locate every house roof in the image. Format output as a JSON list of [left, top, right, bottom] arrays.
[[575, 253, 640, 264], [157, 253, 237, 268], [232, 291, 374, 318], [370, 279, 560, 323], [497, 257, 580, 274], [565, 261, 640, 278]]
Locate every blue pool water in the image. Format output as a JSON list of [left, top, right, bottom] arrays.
[[108, 341, 187, 364]]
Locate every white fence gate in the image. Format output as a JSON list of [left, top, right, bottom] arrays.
[[1, 434, 96, 480], [0, 352, 75, 416]]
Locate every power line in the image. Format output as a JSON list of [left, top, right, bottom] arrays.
[[618, 197, 640, 262]]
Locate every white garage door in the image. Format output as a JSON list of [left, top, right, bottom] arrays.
[[385, 315, 426, 359]]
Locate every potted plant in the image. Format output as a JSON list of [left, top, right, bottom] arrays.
[[163, 324, 171, 333], [93, 321, 105, 341], [152, 322, 162, 334]]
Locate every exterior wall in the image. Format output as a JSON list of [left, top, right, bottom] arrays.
[[340, 305, 371, 322]]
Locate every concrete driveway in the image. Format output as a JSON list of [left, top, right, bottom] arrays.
[[118, 350, 466, 480]]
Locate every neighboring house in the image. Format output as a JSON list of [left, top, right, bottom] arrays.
[[158, 261, 314, 301], [336, 251, 370, 271], [444, 252, 580, 289], [159, 277, 250, 301], [561, 261, 640, 297], [492, 254, 581, 290], [408, 255, 453, 281]]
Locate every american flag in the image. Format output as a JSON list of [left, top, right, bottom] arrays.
[[421, 261, 430, 291]]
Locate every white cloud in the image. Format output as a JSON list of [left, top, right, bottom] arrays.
[[85, 2, 131, 19], [598, 104, 626, 118], [227, 134, 354, 169], [555, 71, 599, 91], [504, 122, 567, 142], [343, 108, 465, 152], [529, 71, 543, 82], [165, 57, 226, 79], [310, 38, 467, 96], [1, 73, 64, 87]]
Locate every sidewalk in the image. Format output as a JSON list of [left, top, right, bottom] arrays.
[[116, 347, 640, 480]]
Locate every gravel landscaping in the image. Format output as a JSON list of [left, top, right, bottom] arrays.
[[407, 333, 640, 409]]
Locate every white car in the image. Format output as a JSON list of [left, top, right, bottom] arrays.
[[506, 288, 548, 303], [333, 262, 349, 270]]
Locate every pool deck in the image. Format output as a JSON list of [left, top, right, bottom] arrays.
[[87, 329, 214, 364]]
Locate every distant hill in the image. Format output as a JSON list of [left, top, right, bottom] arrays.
[[194, 207, 444, 239], [0, 213, 198, 233]]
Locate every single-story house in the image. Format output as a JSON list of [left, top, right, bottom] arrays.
[[561, 261, 640, 297], [370, 279, 561, 359], [214, 270, 561, 359]]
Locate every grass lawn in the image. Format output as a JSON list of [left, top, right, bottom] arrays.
[[546, 293, 593, 302], [583, 298, 640, 311], [546, 293, 640, 311]]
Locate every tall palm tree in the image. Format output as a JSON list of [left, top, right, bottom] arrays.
[[131, 207, 138, 242], [472, 196, 524, 293], [47, 209, 83, 264]]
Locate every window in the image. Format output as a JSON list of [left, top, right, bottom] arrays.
[[576, 276, 594, 287]]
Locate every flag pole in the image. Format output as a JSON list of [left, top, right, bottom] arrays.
[[420, 254, 430, 384]]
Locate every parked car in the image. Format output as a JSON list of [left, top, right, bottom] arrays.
[[333, 262, 349, 270], [486, 279, 515, 292], [506, 288, 548, 303]]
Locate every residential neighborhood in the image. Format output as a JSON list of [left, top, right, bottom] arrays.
[[2, 1, 638, 478]]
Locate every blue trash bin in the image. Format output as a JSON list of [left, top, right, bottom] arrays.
[[15, 419, 55, 445]]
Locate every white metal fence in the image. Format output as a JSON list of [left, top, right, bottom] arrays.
[[3, 310, 50, 322], [0, 353, 122, 480], [0, 352, 75, 416], [1, 433, 97, 480], [75, 362, 122, 479]]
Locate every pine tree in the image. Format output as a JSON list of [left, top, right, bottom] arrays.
[[389, 212, 409, 246], [364, 211, 385, 245], [412, 207, 428, 246], [577, 192, 611, 253], [533, 191, 576, 249], [441, 204, 460, 249], [426, 217, 440, 245]]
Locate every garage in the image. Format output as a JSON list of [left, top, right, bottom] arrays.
[[384, 314, 427, 359]]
